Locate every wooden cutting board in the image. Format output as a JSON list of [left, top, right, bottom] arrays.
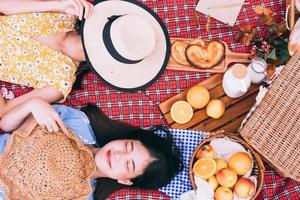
[[167, 38, 251, 73], [159, 73, 260, 132]]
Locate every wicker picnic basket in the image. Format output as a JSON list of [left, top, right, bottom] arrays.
[[239, 52, 300, 181], [189, 133, 265, 200]]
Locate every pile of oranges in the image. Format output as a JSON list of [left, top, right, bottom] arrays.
[[170, 85, 225, 124], [193, 145, 255, 200]]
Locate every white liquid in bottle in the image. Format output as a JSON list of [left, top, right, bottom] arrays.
[[248, 58, 267, 84]]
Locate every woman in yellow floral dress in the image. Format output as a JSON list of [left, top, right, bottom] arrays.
[[0, 0, 93, 125]]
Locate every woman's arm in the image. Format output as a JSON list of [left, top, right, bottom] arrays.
[[0, 97, 67, 133], [0, 0, 93, 19], [0, 0, 60, 15]]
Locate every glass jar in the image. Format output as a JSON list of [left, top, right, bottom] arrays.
[[248, 58, 267, 84]]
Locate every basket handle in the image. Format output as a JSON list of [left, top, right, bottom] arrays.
[[203, 130, 225, 136], [286, 1, 296, 31], [286, 5, 291, 30]]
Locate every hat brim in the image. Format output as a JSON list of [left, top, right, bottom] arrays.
[[81, 0, 170, 92]]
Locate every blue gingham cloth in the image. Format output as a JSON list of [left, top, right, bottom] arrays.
[[156, 129, 208, 200]]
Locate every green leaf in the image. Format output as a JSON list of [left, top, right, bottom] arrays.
[[267, 23, 277, 33], [266, 49, 277, 60], [272, 38, 285, 46], [275, 41, 290, 65]]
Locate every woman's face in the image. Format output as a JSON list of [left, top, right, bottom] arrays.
[[94, 139, 155, 185]]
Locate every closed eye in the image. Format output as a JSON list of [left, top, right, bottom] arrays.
[[131, 142, 135, 172], [130, 141, 133, 152], [125, 141, 130, 152], [132, 160, 135, 172], [126, 161, 130, 172], [125, 142, 128, 151], [126, 141, 134, 152], [125, 141, 135, 173], [127, 160, 135, 173]]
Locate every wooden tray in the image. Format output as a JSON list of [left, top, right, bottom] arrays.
[[167, 38, 251, 73], [159, 73, 260, 132]]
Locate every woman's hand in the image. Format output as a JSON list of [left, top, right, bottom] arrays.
[[0, 97, 67, 133], [59, 0, 94, 20], [29, 98, 68, 133]]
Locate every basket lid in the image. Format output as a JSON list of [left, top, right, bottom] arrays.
[[239, 52, 300, 182]]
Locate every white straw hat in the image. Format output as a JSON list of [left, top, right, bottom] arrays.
[[81, 0, 170, 91]]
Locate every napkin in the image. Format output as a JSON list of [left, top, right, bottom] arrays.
[[196, 0, 246, 26]]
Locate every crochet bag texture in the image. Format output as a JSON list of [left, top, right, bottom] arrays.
[[0, 119, 96, 200], [239, 52, 300, 181]]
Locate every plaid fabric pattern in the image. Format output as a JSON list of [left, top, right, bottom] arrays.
[[107, 188, 170, 200], [1, 0, 300, 199]]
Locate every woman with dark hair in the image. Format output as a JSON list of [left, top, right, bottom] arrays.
[[0, 0, 94, 118], [0, 97, 182, 199], [0, 0, 170, 119]]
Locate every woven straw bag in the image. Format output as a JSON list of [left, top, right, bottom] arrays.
[[239, 52, 300, 181], [189, 133, 265, 200], [0, 118, 95, 200]]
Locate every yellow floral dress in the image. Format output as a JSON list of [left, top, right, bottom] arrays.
[[0, 12, 78, 102]]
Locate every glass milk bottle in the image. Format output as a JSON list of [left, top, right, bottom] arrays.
[[248, 58, 267, 84]]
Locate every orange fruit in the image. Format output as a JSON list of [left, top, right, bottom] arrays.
[[195, 144, 216, 159], [170, 101, 193, 124], [206, 99, 225, 119], [186, 85, 210, 109], [234, 177, 255, 198], [216, 168, 238, 188], [208, 175, 219, 190], [215, 186, 234, 200], [228, 152, 252, 175], [193, 158, 216, 179], [216, 159, 228, 172]]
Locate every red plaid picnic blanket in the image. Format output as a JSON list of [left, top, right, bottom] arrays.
[[1, 0, 299, 199]]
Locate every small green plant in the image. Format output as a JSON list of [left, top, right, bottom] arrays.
[[236, 6, 290, 65]]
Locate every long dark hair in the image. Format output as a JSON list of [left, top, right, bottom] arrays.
[[73, 19, 92, 90], [81, 104, 182, 200], [72, 61, 91, 90]]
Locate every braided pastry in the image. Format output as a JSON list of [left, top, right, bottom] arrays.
[[186, 41, 225, 69], [171, 40, 190, 66], [171, 39, 225, 69]]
